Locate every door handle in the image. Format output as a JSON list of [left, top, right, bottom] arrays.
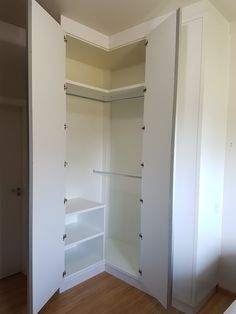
[[11, 187, 22, 196]]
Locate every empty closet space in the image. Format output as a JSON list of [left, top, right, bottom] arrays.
[[64, 36, 146, 279]]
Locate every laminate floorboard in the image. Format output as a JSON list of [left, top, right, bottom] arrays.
[[0, 272, 235, 314], [0, 273, 27, 314], [40, 273, 235, 314]]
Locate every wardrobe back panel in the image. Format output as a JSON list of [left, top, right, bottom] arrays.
[[66, 95, 105, 202], [107, 98, 143, 245]]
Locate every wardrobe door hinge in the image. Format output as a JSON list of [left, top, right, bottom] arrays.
[[64, 198, 68, 204], [139, 233, 143, 240], [138, 269, 143, 276], [64, 161, 69, 167], [64, 123, 68, 130], [64, 36, 68, 43], [141, 126, 145, 131], [64, 84, 68, 91], [63, 270, 66, 278], [140, 163, 144, 168], [143, 87, 147, 93], [140, 198, 143, 204], [63, 234, 67, 241]]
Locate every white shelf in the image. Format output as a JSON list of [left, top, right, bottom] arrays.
[[66, 198, 105, 216], [106, 238, 139, 278], [66, 36, 145, 71], [65, 237, 104, 276], [66, 80, 145, 102], [65, 223, 104, 249]]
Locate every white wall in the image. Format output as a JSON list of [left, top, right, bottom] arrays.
[[220, 22, 236, 293]]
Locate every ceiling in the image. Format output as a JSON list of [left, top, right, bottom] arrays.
[[0, 1, 236, 33], [211, 0, 236, 21], [37, 0, 236, 35]]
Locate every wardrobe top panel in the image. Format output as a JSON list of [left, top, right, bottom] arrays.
[[66, 36, 146, 71]]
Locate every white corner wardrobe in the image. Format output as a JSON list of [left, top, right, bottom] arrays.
[[28, 0, 229, 313], [29, 1, 178, 313]]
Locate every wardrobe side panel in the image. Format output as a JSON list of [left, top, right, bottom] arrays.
[[220, 22, 236, 294], [172, 18, 203, 306], [196, 5, 229, 304], [140, 12, 179, 308], [29, 1, 65, 312]]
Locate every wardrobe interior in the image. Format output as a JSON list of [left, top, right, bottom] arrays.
[[0, 0, 28, 309], [65, 36, 146, 278]]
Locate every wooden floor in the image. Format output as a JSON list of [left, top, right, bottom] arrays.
[[0, 272, 235, 313], [0, 273, 27, 314], [41, 273, 235, 314]]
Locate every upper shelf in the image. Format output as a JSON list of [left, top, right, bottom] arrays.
[[66, 197, 105, 216], [66, 80, 145, 102], [66, 36, 146, 71]]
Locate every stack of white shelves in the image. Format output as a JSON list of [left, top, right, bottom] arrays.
[[65, 198, 105, 277]]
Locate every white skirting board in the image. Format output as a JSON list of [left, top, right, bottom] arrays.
[[60, 261, 142, 293], [105, 264, 142, 291], [224, 301, 236, 314], [172, 287, 216, 314], [172, 299, 198, 314]]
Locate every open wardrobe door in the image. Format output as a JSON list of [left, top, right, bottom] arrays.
[[28, 0, 65, 313], [140, 10, 180, 309]]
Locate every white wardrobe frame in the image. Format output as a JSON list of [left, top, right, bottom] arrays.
[[28, 1, 229, 313], [29, 2, 179, 312]]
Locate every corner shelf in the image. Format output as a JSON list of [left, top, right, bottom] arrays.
[[66, 198, 105, 216], [66, 80, 145, 102], [65, 223, 104, 249], [65, 236, 104, 277]]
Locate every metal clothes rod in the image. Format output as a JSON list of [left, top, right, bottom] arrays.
[[93, 170, 142, 179], [66, 92, 144, 103]]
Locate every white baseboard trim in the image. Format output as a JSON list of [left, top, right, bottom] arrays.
[[105, 263, 142, 291], [172, 287, 216, 314]]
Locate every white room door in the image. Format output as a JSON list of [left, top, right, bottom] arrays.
[[140, 11, 180, 308], [0, 104, 23, 279], [28, 0, 65, 313]]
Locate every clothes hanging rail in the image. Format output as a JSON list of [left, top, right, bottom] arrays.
[[93, 170, 142, 179]]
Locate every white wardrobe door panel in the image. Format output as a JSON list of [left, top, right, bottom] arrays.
[[140, 11, 179, 308], [29, 1, 65, 313]]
